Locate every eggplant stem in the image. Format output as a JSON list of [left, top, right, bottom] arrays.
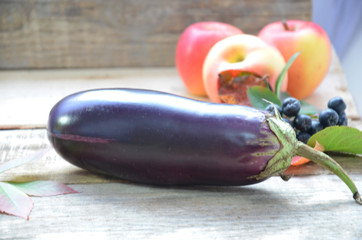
[[296, 141, 362, 205], [279, 173, 292, 181]]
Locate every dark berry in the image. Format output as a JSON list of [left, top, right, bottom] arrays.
[[328, 97, 346, 114], [265, 104, 282, 115], [282, 97, 301, 117], [319, 108, 339, 127], [309, 120, 324, 135], [283, 117, 293, 127], [297, 132, 311, 144], [293, 114, 312, 132], [338, 112, 348, 126]]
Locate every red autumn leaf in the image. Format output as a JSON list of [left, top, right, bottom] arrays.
[[0, 148, 78, 219], [0, 182, 33, 220], [9, 181, 78, 197]]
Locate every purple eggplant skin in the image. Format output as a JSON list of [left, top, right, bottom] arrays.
[[47, 88, 281, 186]]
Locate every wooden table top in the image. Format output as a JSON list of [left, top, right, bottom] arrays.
[[0, 50, 361, 239]]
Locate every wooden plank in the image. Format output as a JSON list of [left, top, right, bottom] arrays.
[[1, 128, 362, 185], [0, 68, 195, 128], [0, 129, 119, 184], [0, 175, 361, 239], [0, 49, 360, 128], [0, 0, 311, 69]]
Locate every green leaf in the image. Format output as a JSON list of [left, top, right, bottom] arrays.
[[0, 182, 33, 220], [247, 86, 281, 110], [275, 52, 300, 98], [299, 100, 320, 116], [307, 126, 362, 154], [9, 181, 78, 197]]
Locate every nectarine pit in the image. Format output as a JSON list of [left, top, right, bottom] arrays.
[[218, 71, 270, 105]]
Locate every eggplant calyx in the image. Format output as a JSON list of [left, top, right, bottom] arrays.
[[295, 141, 362, 205], [251, 105, 361, 204], [252, 115, 298, 181]]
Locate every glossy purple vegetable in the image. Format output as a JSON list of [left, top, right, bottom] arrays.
[[47, 88, 361, 204]]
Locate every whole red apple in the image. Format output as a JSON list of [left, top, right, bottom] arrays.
[[258, 20, 331, 99], [176, 22, 243, 96], [203, 34, 287, 104]]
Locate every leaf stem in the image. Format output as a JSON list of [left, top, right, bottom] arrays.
[[296, 141, 362, 205]]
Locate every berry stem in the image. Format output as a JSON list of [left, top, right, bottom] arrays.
[[295, 141, 362, 205]]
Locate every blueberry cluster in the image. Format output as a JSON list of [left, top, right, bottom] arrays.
[[265, 96, 348, 144]]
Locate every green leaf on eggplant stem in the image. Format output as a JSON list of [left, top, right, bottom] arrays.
[[0, 182, 33, 220], [9, 181, 78, 197], [247, 86, 281, 110], [307, 126, 362, 154], [275, 52, 300, 98]]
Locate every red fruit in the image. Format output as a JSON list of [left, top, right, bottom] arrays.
[[176, 22, 243, 96]]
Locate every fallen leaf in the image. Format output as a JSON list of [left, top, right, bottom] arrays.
[[0, 182, 33, 220], [9, 181, 78, 197]]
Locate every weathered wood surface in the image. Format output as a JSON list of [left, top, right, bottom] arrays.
[[1, 47, 362, 238], [1, 128, 360, 238], [0, 0, 311, 69], [0, 129, 118, 184], [0, 68, 191, 128], [0, 49, 360, 129], [0, 176, 361, 239]]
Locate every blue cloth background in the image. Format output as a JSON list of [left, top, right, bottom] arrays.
[[313, 0, 362, 114]]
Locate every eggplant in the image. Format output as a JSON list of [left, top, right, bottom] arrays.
[[47, 88, 361, 204]]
